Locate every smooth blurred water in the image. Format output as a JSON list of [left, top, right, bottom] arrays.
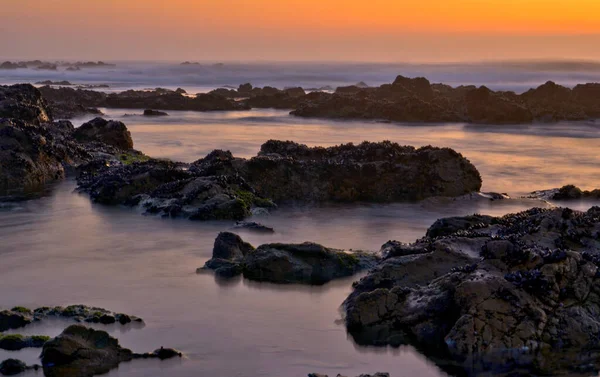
[[1, 106, 600, 377]]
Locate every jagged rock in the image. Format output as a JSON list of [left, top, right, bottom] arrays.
[[0, 84, 52, 124], [201, 232, 378, 284], [344, 207, 600, 376], [74, 118, 133, 150], [76, 159, 274, 220]]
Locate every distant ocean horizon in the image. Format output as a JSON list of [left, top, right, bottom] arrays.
[[2, 59, 600, 94]]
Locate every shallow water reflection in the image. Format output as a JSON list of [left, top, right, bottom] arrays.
[[2, 110, 599, 377]]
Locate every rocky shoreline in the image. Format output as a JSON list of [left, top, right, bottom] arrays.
[[2, 82, 600, 377]]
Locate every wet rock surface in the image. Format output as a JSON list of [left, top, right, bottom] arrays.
[[344, 206, 600, 376], [201, 232, 379, 284]]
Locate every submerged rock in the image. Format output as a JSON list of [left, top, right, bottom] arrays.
[[201, 232, 379, 284], [343, 207, 600, 376]]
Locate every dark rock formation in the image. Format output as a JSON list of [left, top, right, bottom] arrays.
[[238, 140, 482, 202], [41, 325, 180, 377], [0, 334, 50, 351], [0, 85, 141, 196], [41, 325, 135, 377], [343, 207, 600, 376], [38, 86, 248, 118], [83, 140, 479, 219], [207, 84, 308, 109], [73, 118, 133, 150], [76, 159, 275, 221], [143, 109, 168, 116], [292, 75, 600, 124], [201, 232, 378, 284], [0, 84, 52, 124]]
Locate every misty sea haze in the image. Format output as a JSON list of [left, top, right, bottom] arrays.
[[1, 59, 600, 377], [3, 60, 600, 94]]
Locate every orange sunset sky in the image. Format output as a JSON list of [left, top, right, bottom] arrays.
[[2, 0, 600, 62]]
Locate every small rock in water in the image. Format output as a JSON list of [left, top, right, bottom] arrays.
[[233, 221, 275, 233], [143, 109, 169, 116]]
